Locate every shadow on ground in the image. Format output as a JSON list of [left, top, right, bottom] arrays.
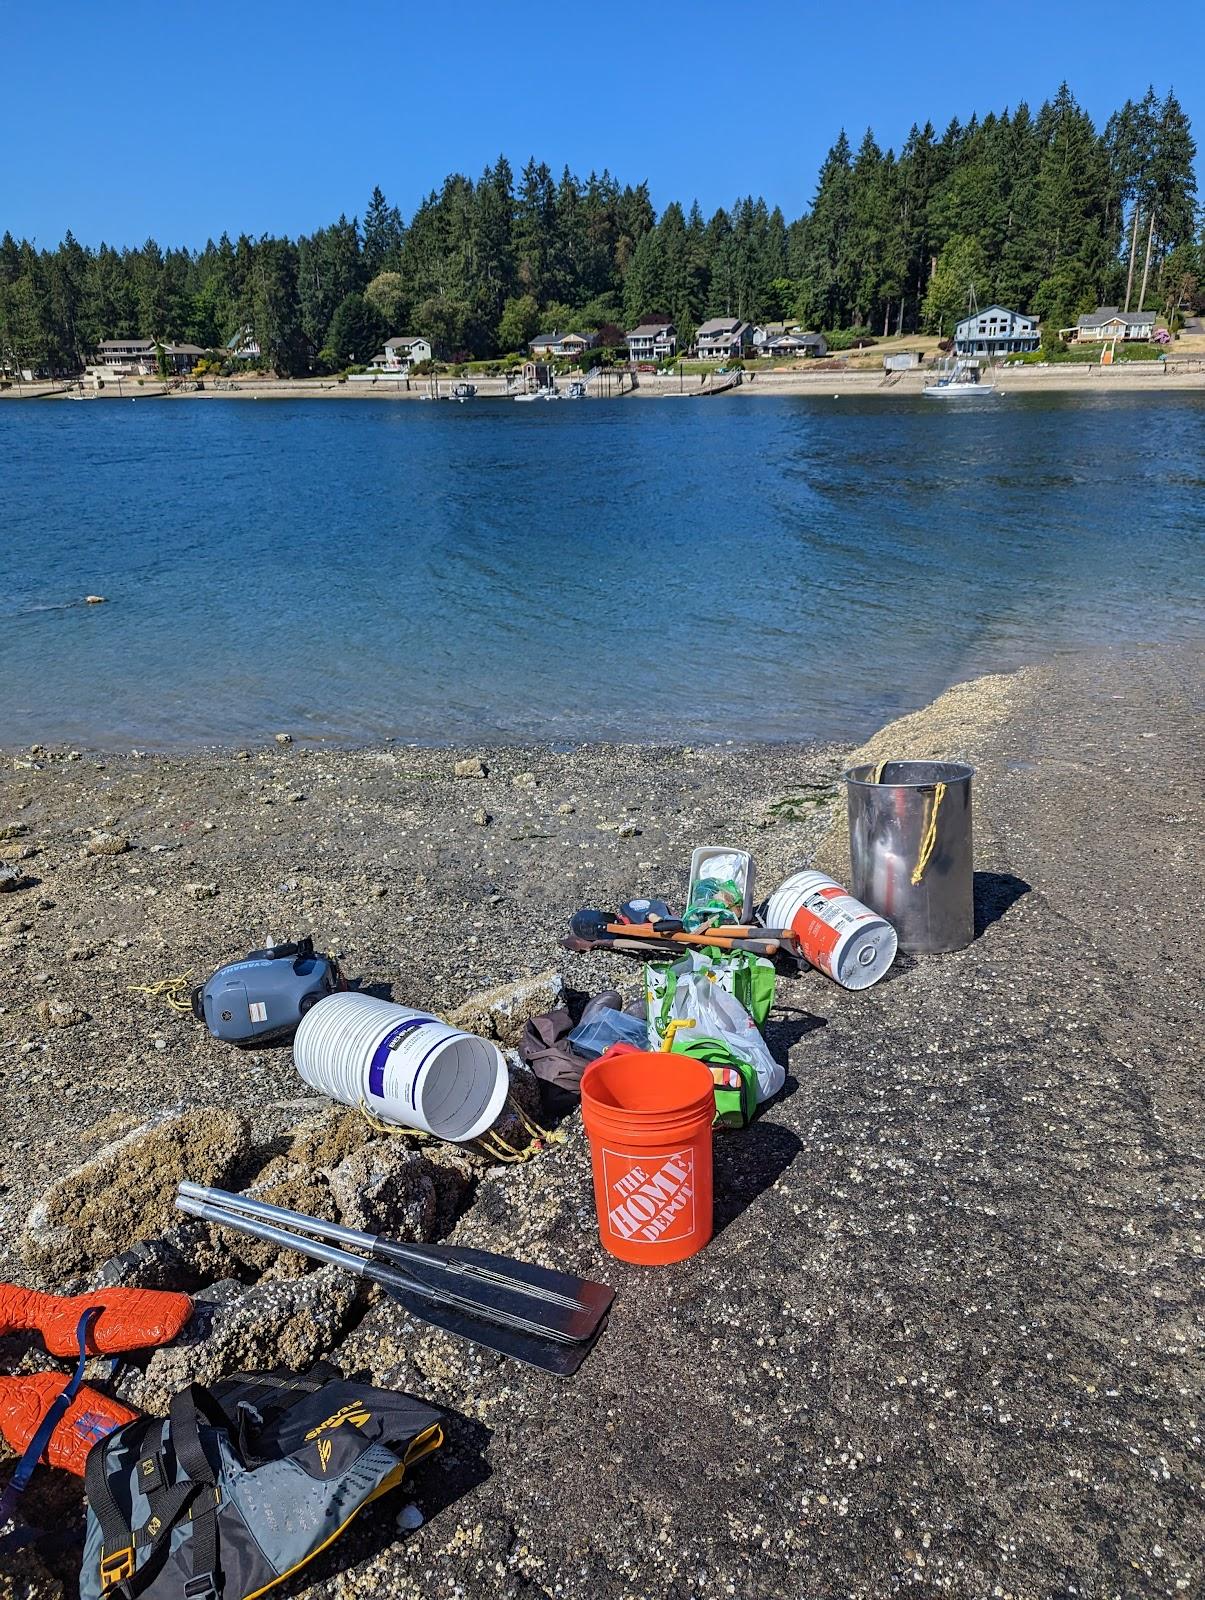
[[713, 1118, 802, 1236], [974, 870, 1030, 935]]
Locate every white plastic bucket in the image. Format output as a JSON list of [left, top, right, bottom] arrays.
[[764, 870, 897, 990], [293, 992, 508, 1142]]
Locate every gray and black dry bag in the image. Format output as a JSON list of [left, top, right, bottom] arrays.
[[80, 1369, 443, 1599]]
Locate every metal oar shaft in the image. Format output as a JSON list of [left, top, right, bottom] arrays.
[[175, 1195, 580, 1347], [175, 1195, 372, 1277], [178, 1182, 590, 1315], [178, 1181, 376, 1253]]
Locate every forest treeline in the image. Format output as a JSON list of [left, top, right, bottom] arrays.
[[1, 83, 1198, 374]]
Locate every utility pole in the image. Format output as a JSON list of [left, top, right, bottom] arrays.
[[1124, 204, 1140, 312], [1138, 209, 1156, 312]]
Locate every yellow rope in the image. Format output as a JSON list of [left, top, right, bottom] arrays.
[[357, 1092, 564, 1164], [911, 782, 947, 885], [127, 973, 194, 1012]]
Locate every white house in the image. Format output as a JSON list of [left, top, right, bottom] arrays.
[[97, 338, 206, 374], [1072, 307, 1157, 342], [953, 306, 1040, 357], [752, 321, 802, 348], [625, 319, 677, 365], [226, 326, 262, 361], [529, 330, 598, 359], [695, 317, 753, 362], [369, 335, 434, 372]]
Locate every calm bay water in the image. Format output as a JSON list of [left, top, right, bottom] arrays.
[[2, 393, 1203, 748]]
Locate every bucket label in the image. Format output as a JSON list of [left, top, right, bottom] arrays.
[[791, 888, 877, 978], [600, 1148, 695, 1247]]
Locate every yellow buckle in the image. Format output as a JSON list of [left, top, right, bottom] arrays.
[[100, 1545, 136, 1588]]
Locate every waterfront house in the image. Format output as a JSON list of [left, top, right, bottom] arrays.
[[752, 320, 802, 349], [695, 317, 753, 362], [760, 332, 827, 360], [1071, 307, 1157, 342], [529, 331, 599, 360], [97, 339, 206, 374], [368, 335, 434, 373], [953, 306, 1040, 358], [625, 319, 677, 365], [226, 326, 262, 361]]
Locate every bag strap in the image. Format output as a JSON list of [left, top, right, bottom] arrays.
[[0, 1306, 101, 1552], [88, 1385, 228, 1599], [165, 1386, 224, 1599]]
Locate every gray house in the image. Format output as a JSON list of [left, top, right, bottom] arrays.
[[625, 319, 676, 364], [1072, 307, 1157, 342], [530, 330, 598, 359], [695, 317, 753, 361], [953, 306, 1039, 357], [760, 332, 827, 360]]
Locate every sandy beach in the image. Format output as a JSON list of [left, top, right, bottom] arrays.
[[1, 641, 1202, 1599], [7, 357, 1205, 403]]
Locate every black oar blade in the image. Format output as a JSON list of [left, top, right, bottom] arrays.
[[384, 1282, 601, 1377], [372, 1240, 614, 1344]]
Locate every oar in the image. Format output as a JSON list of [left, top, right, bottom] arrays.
[[175, 1186, 612, 1376]]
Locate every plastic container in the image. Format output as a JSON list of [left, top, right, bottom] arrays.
[[844, 761, 974, 954], [688, 846, 755, 922], [764, 869, 897, 989], [580, 1048, 715, 1266], [293, 992, 508, 1142], [568, 1009, 650, 1062]]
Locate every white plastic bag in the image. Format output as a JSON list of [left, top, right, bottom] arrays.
[[646, 954, 785, 1105]]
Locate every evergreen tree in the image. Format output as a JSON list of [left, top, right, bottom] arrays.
[[362, 186, 405, 277]]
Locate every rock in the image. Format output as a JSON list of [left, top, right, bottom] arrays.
[[217, 1162, 339, 1279], [0, 867, 27, 893], [512, 771, 538, 790], [23, 1106, 248, 1279], [328, 1141, 440, 1238], [286, 1106, 376, 1170], [454, 757, 487, 779], [446, 970, 563, 1048], [34, 999, 89, 1028], [0, 823, 30, 841], [84, 594, 107, 604], [368, 883, 388, 899], [397, 1503, 424, 1532], [135, 1267, 360, 1412], [93, 1220, 238, 1291], [556, 801, 576, 816], [86, 830, 131, 856], [0, 1543, 67, 1599], [472, 808, 491, 827], [274, 732, 293, 745], [184, 881, 219, 901]]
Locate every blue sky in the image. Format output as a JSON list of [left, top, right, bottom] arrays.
[[3, 0, 1201, 248]]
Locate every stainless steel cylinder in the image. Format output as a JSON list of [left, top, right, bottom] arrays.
[[843, 760, 975, 954]]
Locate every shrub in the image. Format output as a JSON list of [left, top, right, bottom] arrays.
[[822, 326, 876, 351]]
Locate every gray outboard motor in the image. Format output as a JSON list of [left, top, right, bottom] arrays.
[[192, 937, 343, 1043]]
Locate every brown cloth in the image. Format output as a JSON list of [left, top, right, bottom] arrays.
[[519, 990, 627, 1117]]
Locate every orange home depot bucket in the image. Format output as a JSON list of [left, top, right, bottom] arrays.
[[579, 1049, 715, 1266]]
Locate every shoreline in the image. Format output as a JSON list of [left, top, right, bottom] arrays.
[[1, 643, 1201, 1598], [6, 359, 1205, 402]]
